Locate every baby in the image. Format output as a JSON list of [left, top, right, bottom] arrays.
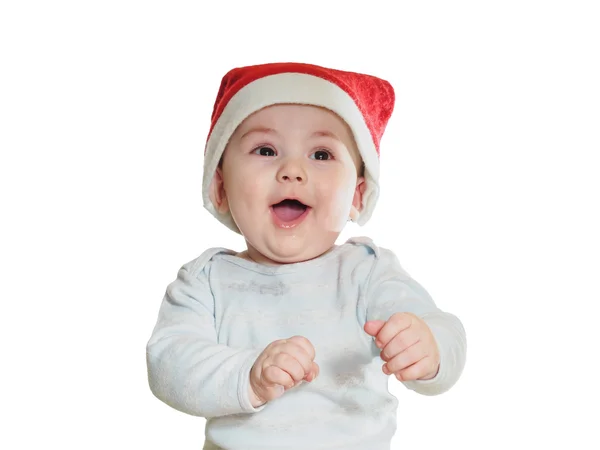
[[146, 62, 467, 450]]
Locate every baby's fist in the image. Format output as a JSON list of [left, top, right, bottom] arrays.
[[249, 336, 319, 407], [365, 312, 440, 381]]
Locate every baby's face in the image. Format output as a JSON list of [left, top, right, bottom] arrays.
[[214, 104, 365, 264]]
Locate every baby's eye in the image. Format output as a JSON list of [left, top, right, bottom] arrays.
[[311, 149, 332, 161], [253, 146, 276, 157]]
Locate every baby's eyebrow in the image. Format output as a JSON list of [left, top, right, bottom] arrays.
[[311, 130, 343, 142], [238, 128, 344, 144], [239, 127, 277, 141]]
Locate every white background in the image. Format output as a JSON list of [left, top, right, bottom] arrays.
[[1, 1, 599, 448]]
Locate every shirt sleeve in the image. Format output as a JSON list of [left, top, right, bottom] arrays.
[[146, 252, 265, 418], [364, 248, 467, 396]]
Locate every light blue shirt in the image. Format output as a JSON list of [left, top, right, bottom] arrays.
[[146, 237, 466, 449]]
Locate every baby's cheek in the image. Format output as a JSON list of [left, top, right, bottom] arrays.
[[316, 181, 355, 232], [243, 176, 263, 196], [227, 181, 263, 227], [234, 180, 261, 207]]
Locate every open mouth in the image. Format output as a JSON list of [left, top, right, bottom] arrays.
[[271, 199, 309, 223]]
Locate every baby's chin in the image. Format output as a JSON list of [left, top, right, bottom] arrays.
[[246, 235, 338, 265]]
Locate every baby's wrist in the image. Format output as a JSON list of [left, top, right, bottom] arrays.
[[418, 363, 440, 381], [248, 380, 266, 408]]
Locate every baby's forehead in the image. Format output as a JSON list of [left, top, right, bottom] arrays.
[[238, 103, 342, 125], [233, 105, 353, 143]]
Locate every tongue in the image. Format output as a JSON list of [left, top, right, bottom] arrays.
[[273, 202, 306, 222]]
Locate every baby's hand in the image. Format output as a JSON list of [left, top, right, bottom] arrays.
[[249, 336, 319, 407], [364, 312, 440, 381]]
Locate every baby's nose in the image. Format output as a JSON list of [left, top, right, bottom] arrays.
[[277, 160, 307, 183]]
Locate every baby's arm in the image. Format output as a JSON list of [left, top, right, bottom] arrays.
[[363, 249, 466, 395], [146, 256, 264, 418]]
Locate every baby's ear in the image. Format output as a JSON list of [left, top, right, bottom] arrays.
[[349, 176, 366, 221], [209, 167, 229, 214]]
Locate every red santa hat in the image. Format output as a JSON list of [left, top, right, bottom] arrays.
[[202, 62, 395, 233]]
